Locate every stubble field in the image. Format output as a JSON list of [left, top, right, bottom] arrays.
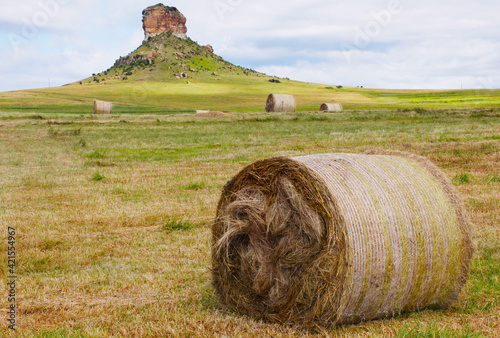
[[0, 108, 499, 337]]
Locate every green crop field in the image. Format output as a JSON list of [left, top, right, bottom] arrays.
[[0, 108, 499, 337]]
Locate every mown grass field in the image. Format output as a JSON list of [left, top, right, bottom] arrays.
[[0, 106, 499, 337]]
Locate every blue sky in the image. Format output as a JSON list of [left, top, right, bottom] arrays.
[[1, 0, 499, 92]]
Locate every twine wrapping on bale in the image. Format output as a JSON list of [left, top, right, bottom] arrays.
[[265, 94, 296, 113], [212, 152, 473, 326], [320, 103, 343, 112], [93, 100, 113, 114]]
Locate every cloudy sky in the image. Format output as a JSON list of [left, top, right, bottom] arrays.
[[1, 0, 499, 92]]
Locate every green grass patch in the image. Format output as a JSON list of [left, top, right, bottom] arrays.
[[461, 241, 500, 313], [483, 175, 500, 183], [91, 170, 105, 181], [48, 127, 82, 137], [183, 182, 206, 190], [29, 114, 45, 120], [31, 328, 88, 338], [453, 173, 472, 184], [163, 219, 196, 231], [85, 149, 108, 159], [397, 321, 482, 338]]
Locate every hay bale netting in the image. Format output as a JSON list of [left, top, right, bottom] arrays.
[[320, 102, 343, 112], [93, 100, 113, 114], [265, 93, 296, 113], [212, 153, 473, 326]]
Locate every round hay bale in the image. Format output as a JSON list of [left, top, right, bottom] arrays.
[[265, 93, 296, 113], [93, 100, 113, 114], [212, 153, 473, 326], [320, 102, 343, 112]]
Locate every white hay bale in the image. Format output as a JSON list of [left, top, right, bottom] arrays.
[[93, 100, 113, 114], [320, 103, 343, 112], [265, 94, 296, 113]]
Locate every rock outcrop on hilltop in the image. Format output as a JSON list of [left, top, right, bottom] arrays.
[[142, 4, 187, 42], [84, 4, 263, 85], [205, 44, 214, 53]]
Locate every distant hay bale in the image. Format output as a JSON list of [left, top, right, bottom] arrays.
[[93, 100, 113, 114], [265, 93, 296, 113], [195, 110, 234, 118], [212, 152, 473, 327], [195, 110, 210, 114], [320, 102, 343, 112]]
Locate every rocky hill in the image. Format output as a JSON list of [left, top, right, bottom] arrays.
[[81, 4, 270, 86]]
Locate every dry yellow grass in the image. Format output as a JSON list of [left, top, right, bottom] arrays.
[[0, 110, 498, 337]]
